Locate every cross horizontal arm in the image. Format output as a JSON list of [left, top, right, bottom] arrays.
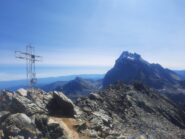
[[15, 56, 28, 60], [15, 51, 42, 58]]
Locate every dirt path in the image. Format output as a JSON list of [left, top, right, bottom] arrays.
[[49, 117, 90, 139]]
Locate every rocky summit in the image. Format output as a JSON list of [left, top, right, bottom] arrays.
[[76, 83, 185, 139], [0, 89, 80, 139], [0, 84, 185, 139]]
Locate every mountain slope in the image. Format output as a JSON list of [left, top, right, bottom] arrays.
[[41, 81, 68, 92], [175, 70, 185, 79], [103, 51, 182, 89], [76, 83, 185, 138], [57, 77, 102, 100]]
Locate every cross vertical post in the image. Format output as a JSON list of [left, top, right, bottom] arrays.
[[15, 45, 42, 90]]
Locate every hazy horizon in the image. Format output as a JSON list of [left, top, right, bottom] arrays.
[[1, 0, 185, 81]]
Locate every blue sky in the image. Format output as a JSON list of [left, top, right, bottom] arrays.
[[0, 0, 185, 81]]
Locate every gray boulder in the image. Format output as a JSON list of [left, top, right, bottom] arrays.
[[11, 94, 45, 116], [26, 90, 52, 113], [0, 91, 45, 116], [34, 114, 66, 139], [47, 91, 77, 117], [1, 113, 36, 138], [0, 91, 14, 111], [16, 88, 27, 97], [89, 93, 102, 100], [0, 111, 10, 123]]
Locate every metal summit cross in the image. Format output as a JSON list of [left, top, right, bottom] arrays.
[[15, 45, 42, 89]]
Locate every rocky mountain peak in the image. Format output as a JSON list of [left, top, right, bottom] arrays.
[[119, 51, 141, 60], [103, 51, 182, 88], [116, 51, 148, 64], [75, 76, 84, 81]]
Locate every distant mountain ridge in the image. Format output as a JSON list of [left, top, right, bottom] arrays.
[[0, 74, 104, 90], [174, 70, 185, 79], [103, 51, 182, 89], [46, 77, 102, 100]]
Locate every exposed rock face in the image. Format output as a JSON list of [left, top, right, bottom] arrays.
[[1, 86, 185, 139], [11, 94, 45, 116], [103, 51, 182, 89], [34, 114, 66, 139], [16, 88, 27, 97], [47, 91, 77, 117], [1, 113, 36, 138], [76, 83, 185, 139], [0, 111, 10, 123], [0, 89, 71, 139], [0, 90, 47, 116]]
